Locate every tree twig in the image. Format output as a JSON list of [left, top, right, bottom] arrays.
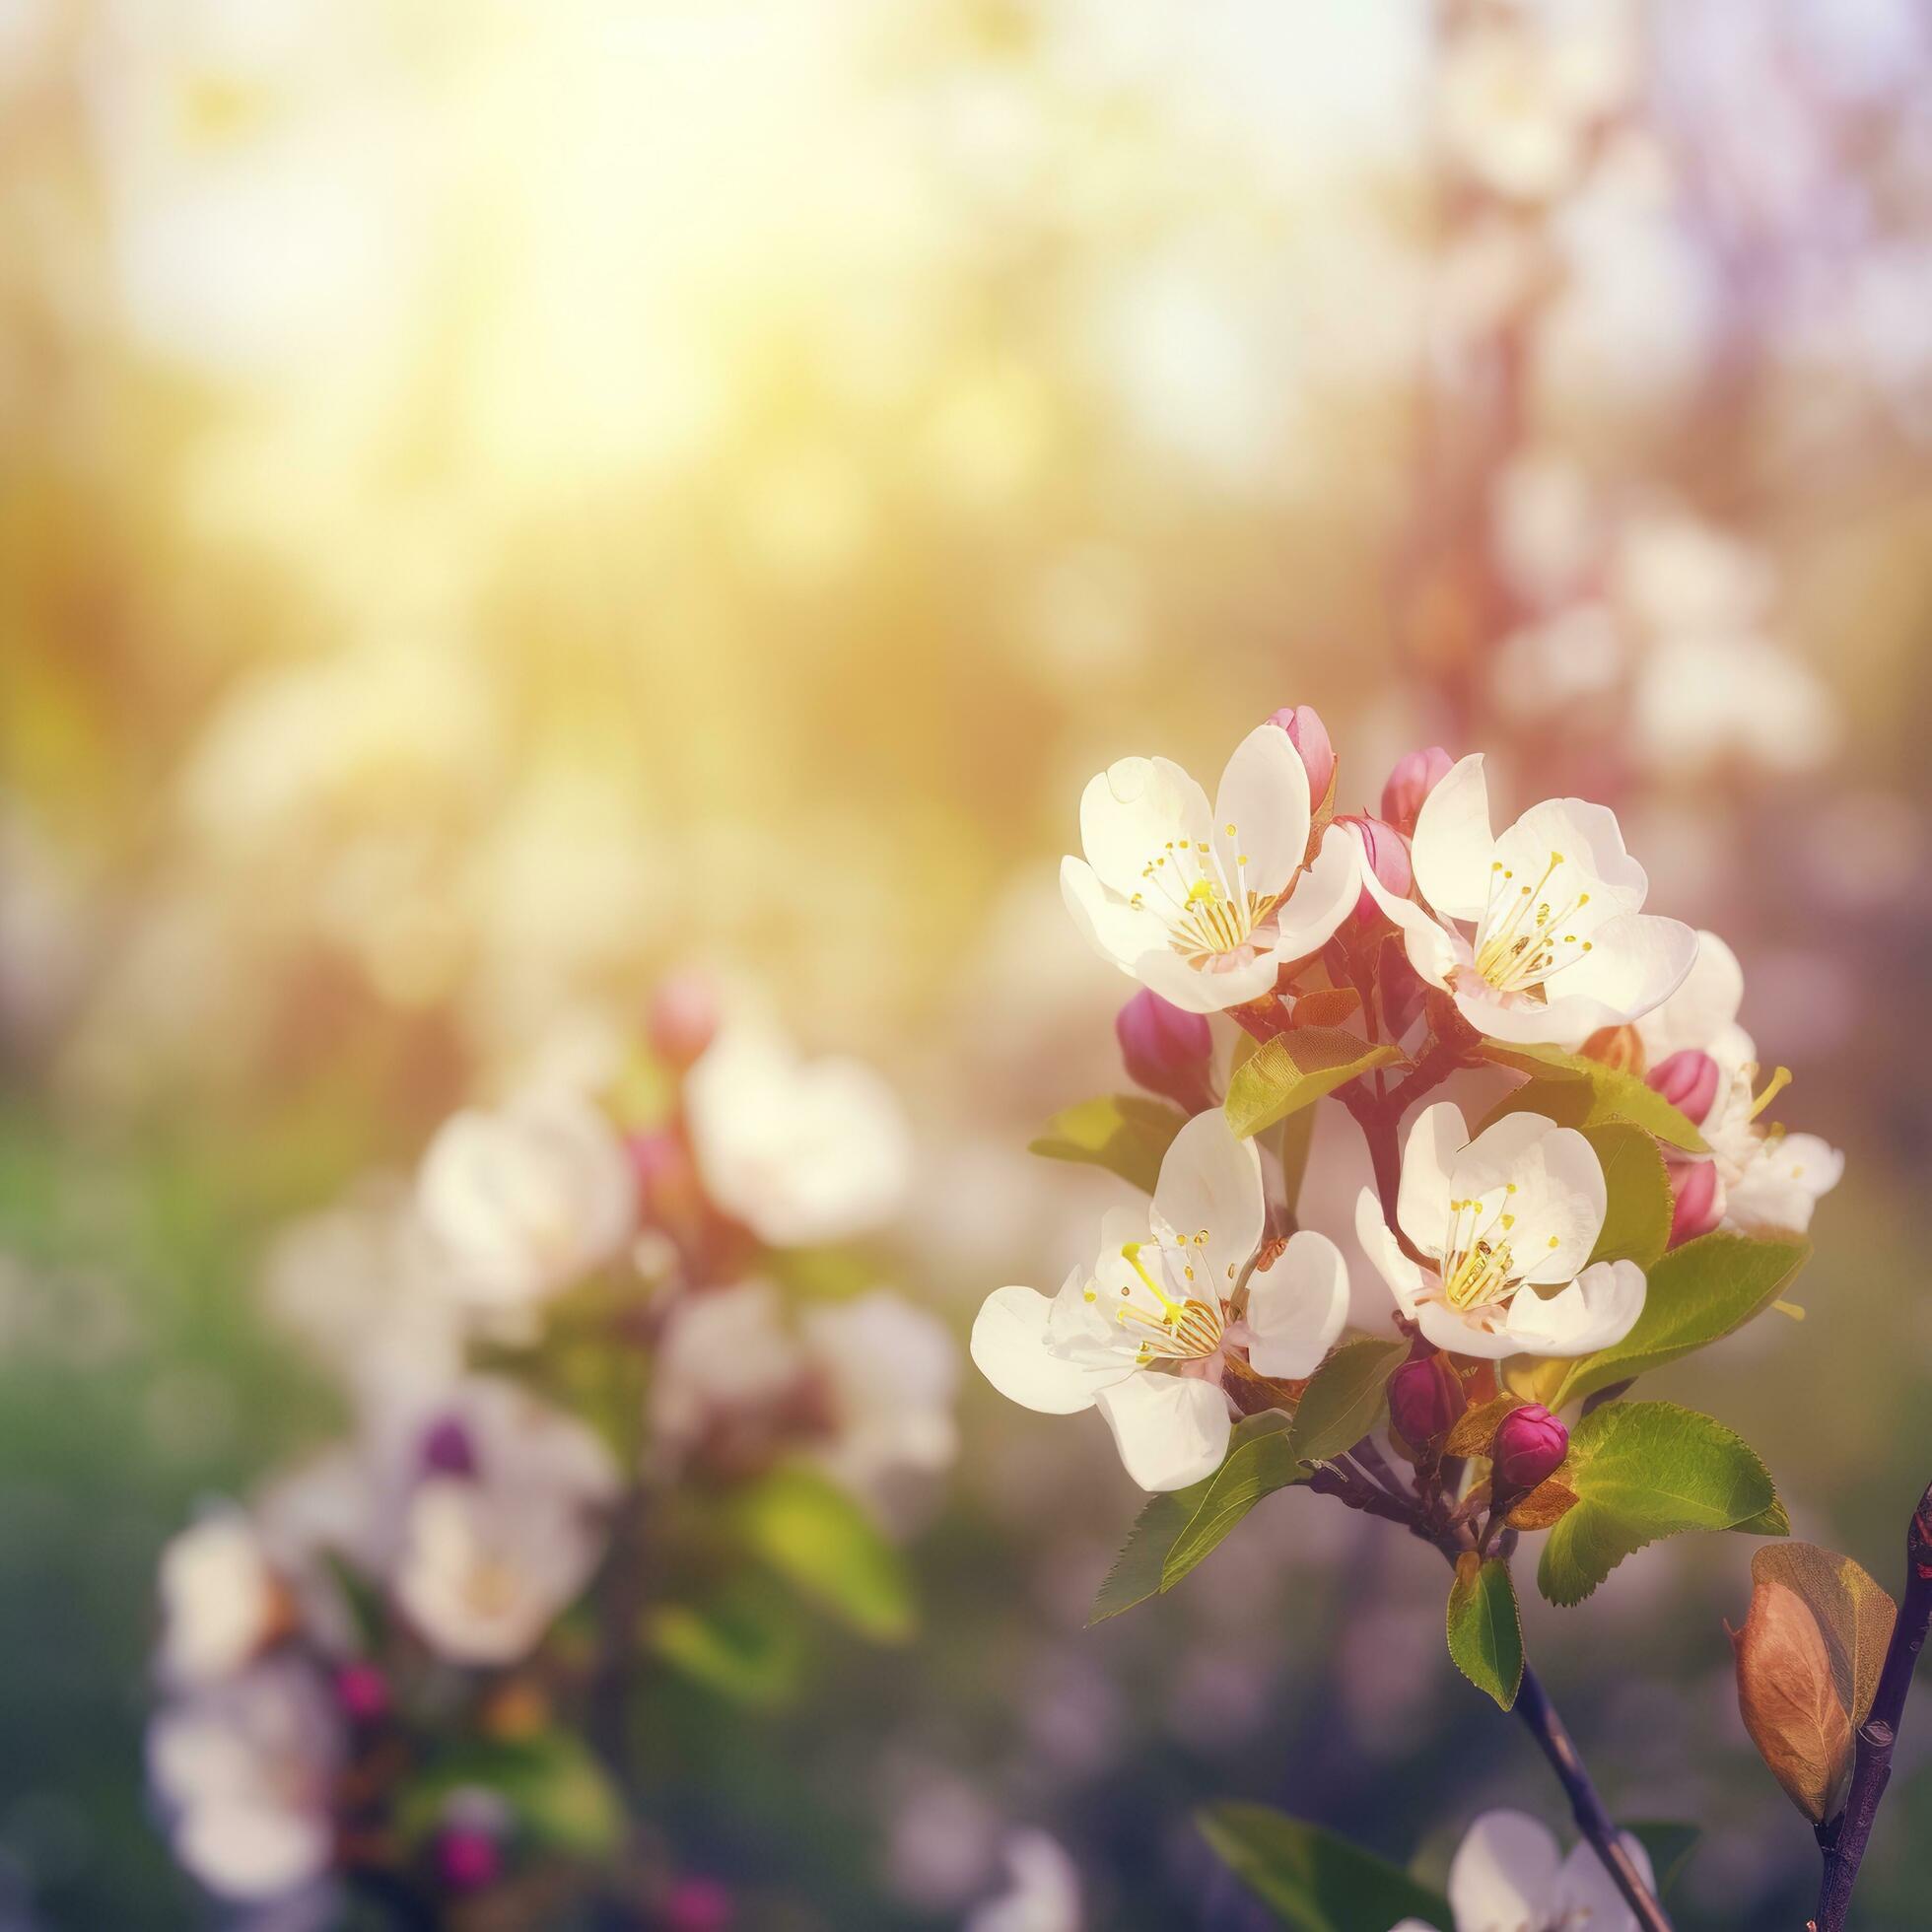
[[1810, 1480, 1932, 1932]]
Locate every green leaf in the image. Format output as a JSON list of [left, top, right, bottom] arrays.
[[733, 1465, 915, 1642], [1197, 1804, 1450, 1932], [647, 1586, 809, 1708], [1477, 1053, 1707, 1154], [1580, 1122, 1673, 1270], [1162, 1413, 1306, 1593], [1628, 1822, 1701, 1898], [1288, 1337, 1407, 1467], [1447, 1553, 1524, 1710], [1541, 1231, 1812, 1412], [402, 1734, 623, 1858], [1735, 1496, 1792, 1539], [1224, 1029, 1402, 1139], [1537, 1401, 1781, 1607], [1277, 1103, 1318, 1228], [1088, 1414, 1294, 1625], [1029, 1093, 1187, 1194]]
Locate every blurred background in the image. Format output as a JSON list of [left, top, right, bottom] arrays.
[[3, 0, 1932, 1924]]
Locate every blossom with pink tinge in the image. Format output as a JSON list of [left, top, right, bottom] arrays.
[[1115, 989, 1212, 1110], [1648, 1049, 1719, 1127], [1381, 747, 1454, 836], [649, 973, 720, 1070], [1267, 703, 1336, 807]]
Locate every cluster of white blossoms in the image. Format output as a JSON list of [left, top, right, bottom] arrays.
[[149, 992, 954, 1909], [1394, 1810, 1653, 1932], [976, 713, 1839, 1489]]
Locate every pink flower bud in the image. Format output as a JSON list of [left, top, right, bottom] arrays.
[[1267, 704, 1336, 807], [1115, 990, 1212, 1110], [665, 1878, 734, 1932], [1667, 1156, 1723, 1246], [1381, 746, 1454, 836], [334, 1663, 390, 1725], [419, 1414, 478, 1479], [1345, 814, 1413, 922], [1491, 1404, 1568, 1494], [649, 973, 720, 1071], [437, 1828, 502, 1894], [1649, 1048, 1720, 1128], [1387, 1339, 1465, 1447]]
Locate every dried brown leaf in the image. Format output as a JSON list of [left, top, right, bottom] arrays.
[[1731, 1577, 1853, 1823]]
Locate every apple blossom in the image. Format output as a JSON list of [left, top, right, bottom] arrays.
[[391, 1379, 621, 1667], [966, 1828, 1082, 1932], [1060, 725, 1362, 1016], [1391, 1809, 1653, 1932], [416, 1087, 638, 1315], [1355, 755, 1696, 1047], [1355, 1103, 1645, 1360], [972, 1110, 1348, 1490], [157, 1511, 288, 1688], [1635, 930, 1844, 1236], [148, 1659, 344, 1905], [685, 1021, 912, 1247], [648, 970, 721, 1070]]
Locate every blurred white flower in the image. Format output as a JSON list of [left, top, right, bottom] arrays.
[[416, 1088, 637, 1317], [1437, 9, 1632, 202], [157, 1511, 287, 1688], [1489, 452, 1600, 610], [392, 1378, 621, 1667], [965, 1829, 1082, 1932], [686, 1023, 911, 1247], [1491, 603, 1625, 719], [148, 1659, 343, 1905], [1392, 1807, 1652, 1932], [1632, 634, 1839, 775]]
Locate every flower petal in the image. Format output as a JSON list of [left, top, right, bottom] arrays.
[[1635, 927, 1745, 1064], [1078, 755, 1212, 901], [1397, 1102, 1470, 1259], [1213, 724, 1309, 904], [1411, 753, 1496, 921], [1151, 1110, 1265, 1299], [1353, 835, 1462, 990], [1451, 1114, 1606, 1284], [1061, 856, 1165, 973], [1502, 1258, 1646, 1357], [1131, 940, 1279, 1015], [1494, 795, 1648, 911], [1548, 911, 1698, 1027], [1447, 1810, 1564, 1932], [1245, 1229, 1349, 1379], [1354, 1187, 1424, 1312], [1551, 1831, 1654, 1932], [1092, 1371, 1232, 1491], [1414, 1299, 1520, 1359], [1271, 822, 1364, 958], [971, 1283, 1128, 1414]]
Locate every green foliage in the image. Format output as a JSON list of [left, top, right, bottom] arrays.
[[1446, 1554, 1524, 1710], [647, 1584, 810, 1708], [733, 1465, 915, 1642], [1196, 1804, 1450, 1932], [1579, 1122, 1673, 1270], [1538, 1232, 1812, 1412], [1287, 1337, 1407, 1467], [1537, 1401, 1783, 1607], [1089, 1414, 1300, 1624], [1029, 1093, 1188, 1194], [1223, 1029, 1402, 1139], [1162, 1413, 1306, 1592], [1477, 1053, 1707, 1153], [403, 1733, 624, 1858]]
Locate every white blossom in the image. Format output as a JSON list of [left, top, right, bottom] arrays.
[[1392, 1808, 1652, 1932]]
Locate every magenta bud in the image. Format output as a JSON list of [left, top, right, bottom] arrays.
[[1381, 746, 1454, 836], [419, 1414, 478, 1480], [1491, 1404, 1568, 1494], [1115, 990, 1212, 1110], [665, 1878, 734, 1932], [1387, 1341, 1466, 1447], [1648, 1048, 1720, 1127], [1267, 704, 1336, 807], [1667, 1156, 1723, 1247], [1346, 814, 1413, 921], [437, 1828, 502, 1894], [649, 973, 719, 1071], [334, 1662, 390, 1724]]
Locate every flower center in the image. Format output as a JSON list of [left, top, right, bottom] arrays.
[[1102, 1237, 1226, 1362], [1129, 832, 1269, 964], [1440, 1187, 1519, 1311], [1472, 850, 1596, 996]]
